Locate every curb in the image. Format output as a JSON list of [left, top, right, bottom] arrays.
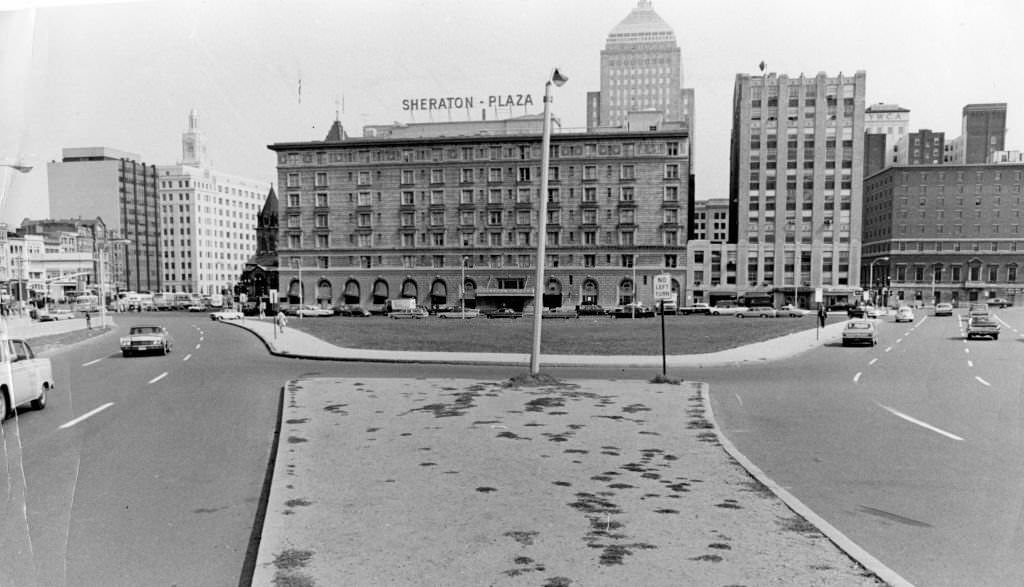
[[701, 387, 913, 587]]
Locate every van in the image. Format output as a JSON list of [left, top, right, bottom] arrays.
[[658, 300, 678, 315]]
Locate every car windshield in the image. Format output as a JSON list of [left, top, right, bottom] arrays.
[[130, 327, 161, 335], [972, 317, 996, 325], [846, 322, 871, 330]]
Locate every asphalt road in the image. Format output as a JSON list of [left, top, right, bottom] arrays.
[[0, 314, 668, 587], [707, 309, 1024, 587]]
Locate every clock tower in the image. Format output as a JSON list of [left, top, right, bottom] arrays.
[[181, 109, 207, 167]]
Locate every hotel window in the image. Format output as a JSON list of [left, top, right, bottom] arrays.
[[517, 167, 532, 182], [584, 231, 596, 245], [619, 209, 635, 224], [401, 191, 415, 205], [315, 214, 328, 228], [315, 192, 328, 207], [665, 164, 679, 179], [286, 173, 299, 188], [665, 254, 677, 268], [315, 172, 328, 187], [1010, 266, 1018, 282], [287, 214, 300, 228], [621, 253, 634, 267], [288, 193, 300, 207], [430, 169, 444, 184], [430, 211, 444, 226], [401, 212, 415, 227], [549, 166, 560, 181], [619, 165, 635, 180], [401, 233, 415, 247], [582, 209, 597, 224], [583, 165, 597, 180], [488, 167, 502, 182], [584, 254, 596, 267], [517, 210, 531, 225], [357, 192, 371, 206], [664, 231, 678, 246], [517, 188, 532, 203], [489, 233, 502, 246], [357, 213, 371, 227], [432, 233, 445, 246], [583, 187, 597, 202], [667, 142, 679, 156], [460, 189, 473, 204], [460, 211, 474, 225], [288, 234, 300, 248], [430, 190, 444, 205], [316, 235, 328, 249], [488, 211, 502, 225], [664, 186, 679, 202], [620, 187, 634, 202], [664, 209, 678, 224], [488, 189, 502, 203], [356, 171, 370, 186], [460, 168, 473, 183], [401, 169, 414, 184]]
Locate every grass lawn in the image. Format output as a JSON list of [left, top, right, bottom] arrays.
[[284, 313, 836, 355]]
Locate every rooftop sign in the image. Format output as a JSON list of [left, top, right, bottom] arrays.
[[402, 94, 535, 111]]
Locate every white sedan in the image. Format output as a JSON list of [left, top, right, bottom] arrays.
[[1, 339, 51, 421], [735, 306, 778, 318], [295, 304, 334, 317], [210, 309, 244, 321]]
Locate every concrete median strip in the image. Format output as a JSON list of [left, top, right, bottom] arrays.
[[251, 378, 887, 586]]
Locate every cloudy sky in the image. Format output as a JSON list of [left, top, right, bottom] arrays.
[[2, 0, 1022, 224]]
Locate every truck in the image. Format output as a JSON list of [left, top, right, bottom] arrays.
[[1, 338, 52, 422], [385, 298, 417, 313], [207, 293, 225, 309]]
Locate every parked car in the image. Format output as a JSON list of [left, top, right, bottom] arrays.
[[866, 306, 886, 319], [610, 303, 655, 318], [735, 306, 777, 318], [933, 303, 954, 317], [388, 307, 429, 319], [119, 325, 173, 357], [485, 308, 523, 319], [295, 304, 334, 317], [894, 306, 915, 323], [966, 315, 1000, 340], [333, 304, 371, 317], [709, 304, 749, 316], [987, 298, 1011, 308], [679, 302, 712, 315], [777, 305, 811, 317], [187, 303, 208, 312], [1, 338, 51, 422], [847, 305, 867, 318], [210, 309, 244, 321], [841, 319, 878, 347], [437, 307, 481, 319], [657, 300, 678, 315], [38, 309, 75, 322], [576, 304, 608, 316], [828, 302, 856, 313]]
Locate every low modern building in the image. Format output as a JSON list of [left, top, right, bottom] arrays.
[[267, 115, 691, 312], [862, 162, 1024, 306]]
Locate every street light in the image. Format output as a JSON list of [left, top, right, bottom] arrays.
[[98, 239, 130, 328], [869, 256, 889, 305], [529, 67, 568, 376], [461, 256, 468, 320]]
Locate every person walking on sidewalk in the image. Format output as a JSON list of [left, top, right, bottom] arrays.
[[85, 312, 92, 330], [817, 305, 827, 328], [275, 311, 287, 333]]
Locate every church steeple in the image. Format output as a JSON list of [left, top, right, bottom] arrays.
[[182, 108, 208, 166]]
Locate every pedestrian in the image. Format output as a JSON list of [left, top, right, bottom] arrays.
[[817, 305, 827, 328], [85, 311, 92, 330], [275, 311, 287, 333]]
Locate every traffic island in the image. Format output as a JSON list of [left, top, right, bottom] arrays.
[[252, 377, 882, 586]]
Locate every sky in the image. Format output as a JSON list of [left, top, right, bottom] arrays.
[[2, 0, 1023, 225]]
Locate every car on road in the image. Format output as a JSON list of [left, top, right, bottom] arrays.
[[709, 304, 749, 316], [966, 315, 1000, 340], [865, 306, 886, 319], [333, 304, 372, 317], [576, 304, 608, 316], [933, 303, 954, 317], [485, 308, 523, 319], [295, 304, 334, 317], [437, 307, 480, 319], [777, 305, 811, 317], [610, 303, 655, 318], [187, 303, 208, 312], [846, 305, 867, 318], [968, 303, 990, 317], [735, 306, 777, 318], [388, 307, 429, 319], [894, 306, 915, 323], [987, 297, 1011, 308], [1, 338, 51, 422], [210, 309, 244, 321], [841, 319, 878, 346], [679, 302, 712, 315], [120, 325, 173, 356], [37, 309, 76, 322]]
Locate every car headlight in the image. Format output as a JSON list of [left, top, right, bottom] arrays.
[[119, 337, 129, 346]]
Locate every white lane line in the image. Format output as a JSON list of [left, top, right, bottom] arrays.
[[195, 344, 201, 350], [82, 358, 103, 367], [854, 372, 862, 383], [876, 403, 964, 441], [975, 376, 991, 387], [964, 348, 970, 354], [183, 353, 192, 362], [885, 346, 893, 353], [148, 372, 168, 385], [896, 338, 903, 344], [967, 360, 974, 368], [59, 403, 114, 430], [869, 358, 878, 366], [734, 393, 743, 407]]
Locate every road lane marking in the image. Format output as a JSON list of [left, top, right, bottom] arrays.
[[975, 376, 991, 387], [896, 338, 903, 344], [869, 358, 878, 366], [82, 358, 103, 367], [876, 403, 964, 441], [734, 394, 743, 407], [59, 403, 114, 430], [148, 372, 168, 385], [885, 346, 893, 353], [854, 372, 862, 383], [195, 344, 201, 350], [183, 353, 192, 361], [967, 360, 974, 368]]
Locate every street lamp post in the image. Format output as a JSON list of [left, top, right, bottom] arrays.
[[98, 239, 130, 329], [869, 256, 889, 306], [529, 68, 568, 376], [461, 256, 467, 320]]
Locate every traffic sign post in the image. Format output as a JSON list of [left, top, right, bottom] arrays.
[[653, 274, 673, 377]]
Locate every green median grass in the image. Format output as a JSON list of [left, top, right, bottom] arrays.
[[284, 314, 835, 355]]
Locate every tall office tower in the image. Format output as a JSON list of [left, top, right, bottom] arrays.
[[961, 103, 1007, 164], [157, 111, 268, 296], [728, 71, 866, 308], [587, 1, 692, 131], [864, 103, 909, 167], [48, 147, 161, 292]]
